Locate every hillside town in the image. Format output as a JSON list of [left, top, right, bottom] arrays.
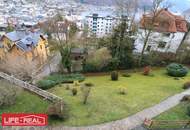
[[1, 0, 190, 130]]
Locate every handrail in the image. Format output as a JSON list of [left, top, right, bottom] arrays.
[[0, 72, 62, 102]]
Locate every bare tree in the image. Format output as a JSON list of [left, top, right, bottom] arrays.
[[115, 0, 138, 32], [138, 0, 166, 66], [42, 15, 78, 73]]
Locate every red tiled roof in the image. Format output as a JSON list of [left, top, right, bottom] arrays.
[[140, 9, 188, 33]]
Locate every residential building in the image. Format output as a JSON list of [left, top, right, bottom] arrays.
[[134, 9, 188, 53], [0, 28, 49, 64], [85, 13, 120, 37]]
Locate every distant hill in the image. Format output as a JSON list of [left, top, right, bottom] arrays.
[[75, 0, 115, 6], [184, 8, 190, 15]]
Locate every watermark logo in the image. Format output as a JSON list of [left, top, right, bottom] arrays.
[[1, 113, 48, 126]]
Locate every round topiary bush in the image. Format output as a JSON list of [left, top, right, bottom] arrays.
[[111, 71, 119, 81], [118, 87, 127, 95], [71, 87, 78, 96], [166, 63, 188, 77]]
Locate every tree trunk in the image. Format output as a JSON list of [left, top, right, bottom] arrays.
[[139, 30, 151, 66], [67, 67, 71, 74]]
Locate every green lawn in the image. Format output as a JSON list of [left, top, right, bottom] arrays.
[[156, 103, 190, 120], [1, 68, 189, 127], [48, 68, 189, 126]]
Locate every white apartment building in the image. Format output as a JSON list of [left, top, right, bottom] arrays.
[[85, 13, 120, 37]]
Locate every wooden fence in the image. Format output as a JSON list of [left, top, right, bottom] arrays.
[[144, 119, 190, 129], [0, 72, 62, 102]]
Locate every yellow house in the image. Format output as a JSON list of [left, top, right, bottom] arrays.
[[0, 29, 49, 64]]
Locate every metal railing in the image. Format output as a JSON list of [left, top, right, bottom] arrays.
[[0, 72, 62, 102]]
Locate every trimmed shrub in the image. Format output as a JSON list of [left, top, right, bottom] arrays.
[[111, 71, 119, 81], [71, 87, 78, 96], [65, 84, 70, 90], [46, 74, 85, 83], [166, 63, 188, 77], [84, 83, 94, 87], [118, 87, 127, 95], [122, 73, 131, 77], [37, 80, 56, 90], [143, 66, 151, 76], [47, 101, 68, 120], [183, 82, 190, 89], [73, 80, 80, 86], [37, 74, 85, 90]]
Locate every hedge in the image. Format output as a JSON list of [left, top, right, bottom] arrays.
[[37, 74, 85, 90], [37, 80, 57, 90]]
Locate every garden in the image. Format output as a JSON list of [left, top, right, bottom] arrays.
[[1, 3, 190, 128], [1, 63, 190, 127], [39, 64, 190, 126]]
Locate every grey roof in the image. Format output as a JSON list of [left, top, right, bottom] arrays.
[[5, 30, 28, 42], [5, 29, 45, 52], [16, 40, 31, 51], [16, 33, 42, 52]]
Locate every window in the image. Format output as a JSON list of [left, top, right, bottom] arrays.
[[158, 41, 167, 48], [146, 45, 151, 52]]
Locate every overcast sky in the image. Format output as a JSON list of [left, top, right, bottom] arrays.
[[164, 0, 190, 13]]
